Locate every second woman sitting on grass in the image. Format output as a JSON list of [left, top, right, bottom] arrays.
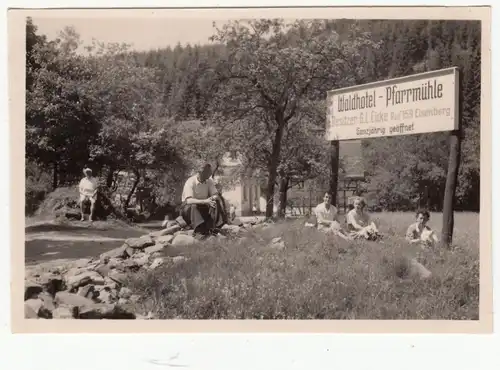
[[346, 197, 381, 241]]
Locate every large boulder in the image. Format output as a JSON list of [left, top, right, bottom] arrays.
[[144, 244, 165, 254], [409, 258, 432, 279], [24, 301, 39, 319], [52, 305, 77, 319], [65, 270, 105, 291], [172, 234, 196, 246], [24, 298, 52, 319], [54, 291, 95, 308], [149, 257, 164, 270], [78, 304, 136, 319], [96, 289, 117, 304], [108, 270, 127, 286], [125, 235, 155, 249], [100, 245, 128, 261], [32, 272, 65, 296], [24, 280, 43, 301], [38, 292, 56, 312], [69, 258, 93, 269], [222, 224, 241, 233], [155, 234, 175, 245], [132, 253, 150, 267], [95, 264, 112, 278], [77, 285, 97, 299], [149, 225, 181, 238], [118, 287, 132, 299]]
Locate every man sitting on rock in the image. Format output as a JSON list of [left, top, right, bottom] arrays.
[[179, 163, 227, 236], [79, 167, 98, 222]]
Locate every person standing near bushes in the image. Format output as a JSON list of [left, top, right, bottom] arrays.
[[78, 167, 98, 222]]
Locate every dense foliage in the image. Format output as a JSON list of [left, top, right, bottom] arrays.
[[25, 18, 481, 216]]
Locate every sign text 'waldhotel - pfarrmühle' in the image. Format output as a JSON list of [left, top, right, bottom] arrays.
[[326, 68, 458, 141]]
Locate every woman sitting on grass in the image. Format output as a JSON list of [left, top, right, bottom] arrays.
[[346, 197, 381, 241], [405, 209, 439, 248], [313, 192, 350, 240]]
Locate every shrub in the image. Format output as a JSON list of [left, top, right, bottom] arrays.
[[35, 186, 118, 220], [25, 162, 53, 215]]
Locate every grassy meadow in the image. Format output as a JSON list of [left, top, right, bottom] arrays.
[[127, 211, 480, 320]]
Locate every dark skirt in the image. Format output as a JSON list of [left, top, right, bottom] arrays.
[[180, 197, 227, 235]]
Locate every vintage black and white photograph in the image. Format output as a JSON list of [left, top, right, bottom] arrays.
[[17, 7, 490, 326]]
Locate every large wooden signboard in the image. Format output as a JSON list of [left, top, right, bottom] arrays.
[[326, 67, 459, 141]]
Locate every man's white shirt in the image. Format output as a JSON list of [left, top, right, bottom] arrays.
[[181, 174, 217, 202]]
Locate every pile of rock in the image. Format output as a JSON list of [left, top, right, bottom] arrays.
[[25, 217, 266, 320]]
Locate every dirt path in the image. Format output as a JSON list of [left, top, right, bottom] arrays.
[[24, 221, 149, 265], [24, 217, 266, 265]]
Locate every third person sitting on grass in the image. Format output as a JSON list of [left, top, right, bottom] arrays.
[[405, 209, 439, 248]]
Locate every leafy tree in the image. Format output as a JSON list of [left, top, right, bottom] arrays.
[[209, 19, 379, 218], [26, 26, 101, 188], [360, 20, 481, 211]]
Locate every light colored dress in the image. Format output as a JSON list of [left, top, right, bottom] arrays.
[[346, 209, 380, 240]]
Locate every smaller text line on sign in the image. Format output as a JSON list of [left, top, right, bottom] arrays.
[[325, 67, 459, 141]]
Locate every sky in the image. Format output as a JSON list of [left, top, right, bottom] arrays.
[[32, 17, 224, 51]]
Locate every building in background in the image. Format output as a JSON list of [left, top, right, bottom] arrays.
[[213, 140, 364, 217], [287, 140, 365, 214], [213, 151, 265, 217]]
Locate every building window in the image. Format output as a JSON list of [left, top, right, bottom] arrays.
[[229, 150, 237, 160], [243, 184, 247, 201]]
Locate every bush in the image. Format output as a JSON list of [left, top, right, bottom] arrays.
[[36, 186, 118, 221], [25, 162, 53, 215]]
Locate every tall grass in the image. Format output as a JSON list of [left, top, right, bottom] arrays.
[[126, 212, 479, 320]]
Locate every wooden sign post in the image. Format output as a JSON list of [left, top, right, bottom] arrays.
[[329, 140, 340, 206], [325, 67, 461, 245], [441, 129, 461, 246], [441, 70, 462, 247]]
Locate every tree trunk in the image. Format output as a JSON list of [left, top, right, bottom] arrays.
[[212, 160, 220, 178], [52, 161, 58, 190], [277, 176, 289, 218], [441, 70, 463, 247], [425, 185, 432, 210], [441, 130, 461, 247], [106, 166, 115, 188], [123, 171, 140, 213], [329, 140, 340, 206], [265, 121, 286, 218]]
